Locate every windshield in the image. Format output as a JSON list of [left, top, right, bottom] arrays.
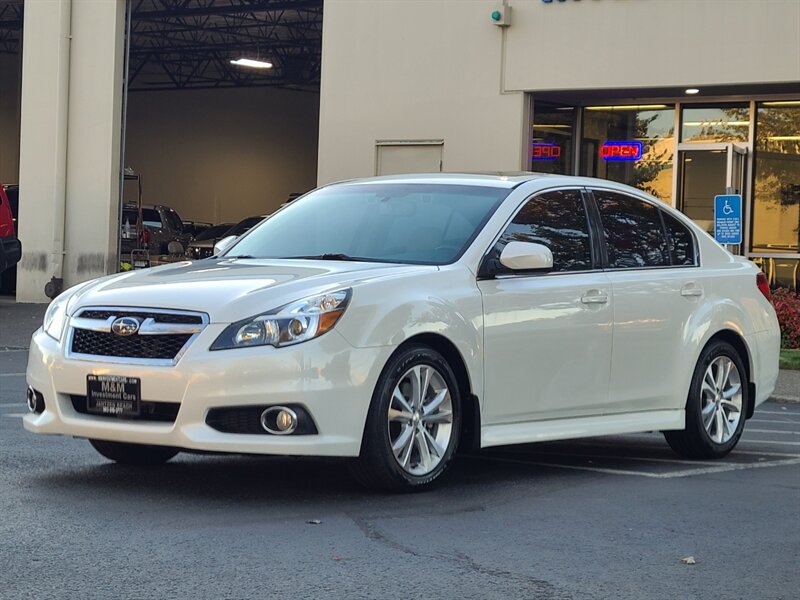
[[226, 183, 510, 264]]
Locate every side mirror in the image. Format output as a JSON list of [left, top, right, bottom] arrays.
[[499, 241, 553, 272], [213, 235, 237, 256]]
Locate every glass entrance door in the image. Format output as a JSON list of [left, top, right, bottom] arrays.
[[677, 143, 747, 240]]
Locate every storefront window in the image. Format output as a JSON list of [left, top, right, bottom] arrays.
[[580, 105, 674, 201], [752, 102, 800, 253], [681, 105, 749, 143], [530, 102, 575, 175]]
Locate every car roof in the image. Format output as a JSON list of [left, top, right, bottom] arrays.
[[331, 172, 666, 194]]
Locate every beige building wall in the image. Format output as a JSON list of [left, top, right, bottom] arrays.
[[124, 87, 319, 224], [318, 0, 800, 184], [317, 0, 526, 184], [0, 53, 21, 185], [504, 0, 800, 91]]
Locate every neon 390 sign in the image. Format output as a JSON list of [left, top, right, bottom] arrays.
[[600, 141, 643, 161], [531, 143, 562, 160]]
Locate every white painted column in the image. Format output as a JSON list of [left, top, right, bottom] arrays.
[[17, 0, 125, 303]]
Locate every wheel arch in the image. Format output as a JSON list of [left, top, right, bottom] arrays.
[[397, 332, 481, 452], [703, 329, 756, 419]]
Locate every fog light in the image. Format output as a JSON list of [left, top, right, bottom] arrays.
[[26, 386, 44, 414], [260, 406, 298, 435]]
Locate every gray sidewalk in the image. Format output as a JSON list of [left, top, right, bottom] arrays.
[[0, 296, 798, 402]]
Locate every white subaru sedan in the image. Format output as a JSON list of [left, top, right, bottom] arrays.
[[24, 174, 780, 490]]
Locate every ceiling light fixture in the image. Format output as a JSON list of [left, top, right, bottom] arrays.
[[685, 88, 700, 95], [683, 121, 750, 127], [230, 58, 273, 69], [584, 104, 669, 111]]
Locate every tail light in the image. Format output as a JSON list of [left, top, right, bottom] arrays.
[[140, 229, 151, 246], [756, 272, 772, 303]]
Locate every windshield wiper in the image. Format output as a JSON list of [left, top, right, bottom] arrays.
[[288, 253, 364, 261], [226, 255, 256, 259]]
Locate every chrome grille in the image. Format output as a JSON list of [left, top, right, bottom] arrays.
[[67, 306, 208, 366]]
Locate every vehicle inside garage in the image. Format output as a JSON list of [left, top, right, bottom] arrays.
[[0, 0, 323, 294]]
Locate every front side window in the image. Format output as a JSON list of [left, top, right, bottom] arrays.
[[594, 190, 670, 269], [487, 189, 593, 273], [228, 184, 510, 265]]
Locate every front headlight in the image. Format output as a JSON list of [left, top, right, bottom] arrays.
[[42, 280, 97, 342], [210, 289, 351, 351], [43, 294, 69, 341]]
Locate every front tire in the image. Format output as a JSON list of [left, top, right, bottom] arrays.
[[350, 345, 461, 492], [664, 340, 748, 459], [89, 439, 179, 465]]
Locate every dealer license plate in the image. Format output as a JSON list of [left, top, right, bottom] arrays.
[[86, 375, 141, 417]]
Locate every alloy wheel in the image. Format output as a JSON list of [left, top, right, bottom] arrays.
[[387, 364, 454, 476], [700, 356, 743, 444]]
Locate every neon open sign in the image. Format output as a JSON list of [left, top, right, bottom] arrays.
[[601, 141, 643, 161], [531, 143, 561, 160]]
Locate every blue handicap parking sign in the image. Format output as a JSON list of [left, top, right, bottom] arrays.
[[714, 195, 742, 245]]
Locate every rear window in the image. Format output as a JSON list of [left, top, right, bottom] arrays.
[[142, 209, 162, 228]]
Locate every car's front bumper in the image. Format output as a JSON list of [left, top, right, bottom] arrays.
[[23, 325, 392, 457]]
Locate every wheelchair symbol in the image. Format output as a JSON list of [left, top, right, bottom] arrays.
[[722, 199, 734, 215]]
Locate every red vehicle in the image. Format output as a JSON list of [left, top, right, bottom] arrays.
[[0, 184, 21, 288]]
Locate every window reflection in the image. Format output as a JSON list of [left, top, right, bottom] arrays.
[[491, 189, 592, 272], [595, 191, 670, 268], [751, 102, 800, 253], [580, 106, 674, 202], [531, 102, 575, 175], [662, 211, 696, 266], [681, 105, 749, 143]]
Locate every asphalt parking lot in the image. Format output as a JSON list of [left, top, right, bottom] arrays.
[[1, 303, 799, 599]]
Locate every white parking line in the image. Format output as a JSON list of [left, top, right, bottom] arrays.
[[751, 419, 800, 425], [756, 410, 799, 416], [747, 429, 800, 435], [507, 449, 724, 467], [469, 455, 800, 479], [0, 372, 25, 377], [739, 439, 800, 446], [3, 413, 25, 418]]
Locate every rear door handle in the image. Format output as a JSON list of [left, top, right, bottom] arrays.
[[680, 283, 703, 297], [581, 290, 608, 304]]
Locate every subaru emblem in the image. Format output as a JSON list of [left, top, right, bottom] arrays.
[[111, 316, 140, 336]]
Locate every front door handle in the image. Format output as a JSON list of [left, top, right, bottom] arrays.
[[680, 283, 703, 297], [581, 290, 608, 304]]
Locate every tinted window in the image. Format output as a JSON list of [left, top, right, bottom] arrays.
[[662, 211, 696, 266], [194, 223, 234, 242], [489, 189, 593, 272], [594, 191, 670, 268], [165, 209, 184, 231], [229, 184, 510, 265], [227, 216, 264, 237], [141, 209, 162, 228]]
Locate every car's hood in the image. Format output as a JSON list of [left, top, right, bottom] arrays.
[[70, 259, 432, 322]]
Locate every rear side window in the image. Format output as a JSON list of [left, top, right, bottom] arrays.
[[594, 191, 670, 269], [490, 189, 593, 272], [662, 211, 697, 266]]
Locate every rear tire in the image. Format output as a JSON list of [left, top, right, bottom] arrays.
[[349, 345, 461, 492], [664, 340, 748, 459], [89, 439, 179, 465]]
